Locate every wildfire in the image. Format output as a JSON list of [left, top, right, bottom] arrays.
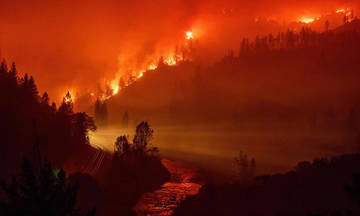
[[64, 90, 75, 103], [336, 9, 346, 13], [336, 8, 354, 22], [110, 79, 119, 96], [97, 28, 194, 101], [137, 72, 144, 79], [64, 96, 72, 103], [299, 17, 315, 24], [148, 64, 157, 70], [186, 31, 193, 40], [164, 56, 177, 66], [297, 7, 354, 25]]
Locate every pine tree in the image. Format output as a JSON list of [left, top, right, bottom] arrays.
[[122, 111, 129, 129], [0, 59, 8, 78], [8, 62, 17, 86], [41, 92, 50, 106], [114, 136, 130, 156], [21, 74, 29, 89], [51, 102, 57, 113], [58, 91, 74, 114], [28, 76, 38, 98], [133, 121, 153, 149]]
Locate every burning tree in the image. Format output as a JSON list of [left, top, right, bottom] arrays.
[[58, 91, 74, 114]]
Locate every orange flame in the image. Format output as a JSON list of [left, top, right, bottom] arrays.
[[110, 79, 119, 95], [299, 17, 315, 24], [186, 31, 193, 40], [64, 89, 76, 103], [98, 29, 194, 101]]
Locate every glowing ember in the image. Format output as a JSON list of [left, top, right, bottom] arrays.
[[64, 91, 74, 103], [110, 82, 119, 95], [299, 17, 315, 24], [137, 72, 144, 79], [164, 56, 176, 65], [186, 31, 193, 40], [99, 30, 190, 100], [335, 8, 354, 21], [336, 9, 346, 13], [148, 64, 157, 70], [110, 79, 119, 96]]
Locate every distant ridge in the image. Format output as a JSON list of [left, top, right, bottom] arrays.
[[333, 19, 360, 33]]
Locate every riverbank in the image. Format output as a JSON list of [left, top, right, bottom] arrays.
[[133, 159, 203, 216]]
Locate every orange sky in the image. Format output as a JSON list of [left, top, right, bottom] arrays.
[[0, 0, 358, 104]]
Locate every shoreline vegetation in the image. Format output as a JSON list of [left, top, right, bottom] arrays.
[[173, 153, 360, 216]]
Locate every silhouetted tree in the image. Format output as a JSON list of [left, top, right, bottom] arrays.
[[41, 92, 50, 106], [0, 60, 8, 78], [0, 157, 96, 216], [114, 136, 130, 157], [21, 73, 29, 89], [50, 102, 57, 113], [94, 99, 108, 127], [234, 151, 256, 183], [133, 121, 154, 150], [72, 112, 96, 146], [325, 20, 330, 32], [122, 111, 129, 129], [0, 59, 99, 180], [28, 76, 38, 98], [8, 62, 17, 86], [58, 91, 74, 114]]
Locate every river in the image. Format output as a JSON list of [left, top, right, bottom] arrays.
[[133, 159, 202, 216]]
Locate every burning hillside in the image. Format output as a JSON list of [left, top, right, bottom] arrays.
[[1, 0, 357, 108]]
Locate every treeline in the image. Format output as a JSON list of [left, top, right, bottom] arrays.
[[110, 20, 360, 130], [237, 20, 360, 56], [0, 60, 96, 179], [174, 154, 360, 216], [167, 20, 360, 129]]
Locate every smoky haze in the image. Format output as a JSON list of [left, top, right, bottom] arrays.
[[0, 0, 358, 104]]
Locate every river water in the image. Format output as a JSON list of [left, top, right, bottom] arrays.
[[133, 159, 202, 216]]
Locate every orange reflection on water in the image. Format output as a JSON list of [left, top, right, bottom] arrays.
[[134, 159, 202, 216]]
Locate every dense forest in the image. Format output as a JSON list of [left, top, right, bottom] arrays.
[[0, 60, 97, 178], [0, 60, 170, 216], [109, 20, 360, 132]]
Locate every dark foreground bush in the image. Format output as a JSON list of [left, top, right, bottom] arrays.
[[0, 157, 96, 216]]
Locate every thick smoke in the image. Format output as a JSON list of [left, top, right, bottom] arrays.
[[0, 0, 358, 104]]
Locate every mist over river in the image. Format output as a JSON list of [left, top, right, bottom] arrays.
[[90, 124, 358, 181]]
